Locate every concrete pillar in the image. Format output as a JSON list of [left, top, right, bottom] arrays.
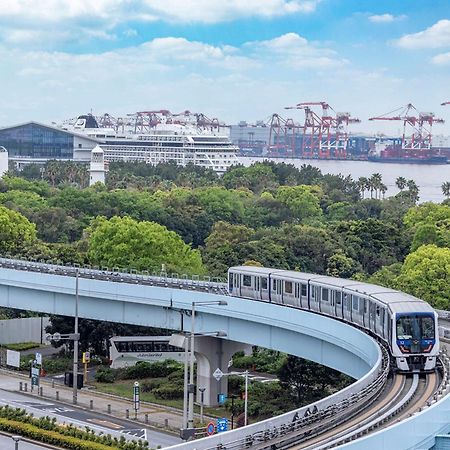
[[194, 337, 251, 407]]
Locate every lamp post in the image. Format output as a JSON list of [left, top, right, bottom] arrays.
[[11, 435, 22, 450], [199, 387, 206, 424], [187, 300, 227, 430], [73, 269, 79, 405]]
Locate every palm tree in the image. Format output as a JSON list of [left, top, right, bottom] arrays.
[[407, 179, 420, 203], [396, 176, 407, 191], [358, 177, 368, 199], [369, 173, 383, 199], [380, 183, 387, 199], [442, 181, 450, 199]]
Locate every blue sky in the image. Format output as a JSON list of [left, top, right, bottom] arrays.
[[0, 0, 449, 135]]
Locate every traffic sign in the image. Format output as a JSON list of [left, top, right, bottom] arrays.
[[206, 421, 215, 436], [213, 368, 224, 381], [217, 393, 227, 404], [35, 352, 42, 366], [53, 332, 61, 342], [82, 352, 90, 363], [217, 418, 228, 433], [133, 381, 140, 410]]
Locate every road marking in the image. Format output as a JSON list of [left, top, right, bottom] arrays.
[[87, 418, 124, 430], [121, 428, 147, 440]]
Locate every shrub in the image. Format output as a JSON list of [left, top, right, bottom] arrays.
[[141, 379, 163, 393], [95, 367, 116, 383], [123, 360, 181, 380], [153, 385, 184, 400]]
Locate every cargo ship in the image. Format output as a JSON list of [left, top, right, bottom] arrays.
[[368, 141, 448, 165]]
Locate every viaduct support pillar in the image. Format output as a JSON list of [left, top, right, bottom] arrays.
[[194, 337, 251, 407]]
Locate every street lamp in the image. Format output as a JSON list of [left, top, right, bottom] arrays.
[[73, 269, 80, 405], [188, 300, 228, 430], [11, 435, 22, 450]]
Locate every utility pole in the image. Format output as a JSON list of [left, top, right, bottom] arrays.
[[73, 269, 79, 405]]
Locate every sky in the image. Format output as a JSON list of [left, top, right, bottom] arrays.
[[1, 0, 450, 135]]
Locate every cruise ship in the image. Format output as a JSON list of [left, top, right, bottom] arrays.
[[68, 114, 241, 173]]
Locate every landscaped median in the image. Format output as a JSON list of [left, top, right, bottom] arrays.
[[0, 405, 150, 450]]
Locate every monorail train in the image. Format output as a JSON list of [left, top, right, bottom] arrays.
[[228, 266, 439, 372]]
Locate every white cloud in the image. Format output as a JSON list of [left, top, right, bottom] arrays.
[[394, 19, 450, 49], [432, 52, 450, 65], [247, 32, 346, 68], [0, 0, 320, 24], [368, 13, 406, 23]]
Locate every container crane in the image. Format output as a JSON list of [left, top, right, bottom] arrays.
[[285, 102, 359, 158], [267, 114, 300, 156], [369, 103, 444, 154]]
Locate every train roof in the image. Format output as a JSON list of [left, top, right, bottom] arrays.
[[229, 266, 436, 312]]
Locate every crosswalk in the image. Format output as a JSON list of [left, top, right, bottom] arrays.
[[121, 428, 147, 440]]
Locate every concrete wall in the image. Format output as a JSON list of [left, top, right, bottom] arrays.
[[0, 317, 50, 345]]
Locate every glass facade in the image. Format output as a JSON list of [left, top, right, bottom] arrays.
[[0, 123, 74, 159]]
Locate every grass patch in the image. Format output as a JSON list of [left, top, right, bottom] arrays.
[[3, 342, 42, 351], [94, 379, 226, 418]]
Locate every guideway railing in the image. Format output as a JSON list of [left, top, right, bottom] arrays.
[[0, 256, 229, 295]]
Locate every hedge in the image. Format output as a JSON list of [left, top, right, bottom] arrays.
[[0, 406, 150, 450]]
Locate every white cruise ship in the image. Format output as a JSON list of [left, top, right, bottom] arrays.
[[69, 114, 240, 173]]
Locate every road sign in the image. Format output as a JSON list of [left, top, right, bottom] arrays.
[[133, 381, 140, 410], [53, 332, 61, 342], [217, 393, 227, 404], [35, 352, 42, 366], [217, 418, 228, 433], [82, 352, 90, 363], [213, 368, 224, 381], [206, 421, 215, 436]]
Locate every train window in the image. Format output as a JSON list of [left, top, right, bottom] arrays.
[[344, 294, 351, 311], [352, 296, 359, 311], [359, 298, 365, 313], [262, 277, 268, 290], [301, 284, 307, 297], [322, 288, 329, 302], [229, 276, 233, 289], [364, 299, 368, 314], [243, 275, 252, 287], [272, 280, 277, 291], [285, 281, 293, 294], [311, 286, 315, 299], [335, 291, 342, 305], [376, 306, 380, 317]]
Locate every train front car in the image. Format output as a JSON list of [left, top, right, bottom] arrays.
[[393, 309, 439, 372]]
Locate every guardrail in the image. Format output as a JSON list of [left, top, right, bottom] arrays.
[[168, 345, 389, 450], [0, 256, 229, 296]]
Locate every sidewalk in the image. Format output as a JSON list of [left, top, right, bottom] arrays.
[[0, 369, 187, 434]]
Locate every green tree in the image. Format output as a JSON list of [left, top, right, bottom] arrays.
[[87, 216, 204, 275], [396, 245, 450, 309], [275, 185, 323, 223], [0, 206, 37, 255], [326, 252, 360, 278]]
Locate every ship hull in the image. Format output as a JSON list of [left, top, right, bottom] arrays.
[[368, 155, 448, 165]]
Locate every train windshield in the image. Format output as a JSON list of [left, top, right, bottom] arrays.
[[396, 314, 435, 340]]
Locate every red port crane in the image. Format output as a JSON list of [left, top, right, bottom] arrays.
[[285, 102, 360, 158], [267, 114, 301, 156], [369, 103, 444, 154]]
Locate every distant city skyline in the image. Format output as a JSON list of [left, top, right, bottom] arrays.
[[0, 0, 449, 135]]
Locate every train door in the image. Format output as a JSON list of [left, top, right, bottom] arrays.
[[261, 277, 269, 302], [321, 287, 331, 315], [369, 301, 376, 333], [335, 291, 343, 318], [234, 272, 240, 297], [301, 283, 308, 309], [255, 276, 261, 300]]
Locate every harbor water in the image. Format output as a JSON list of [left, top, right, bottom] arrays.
[[238, 157, 450, 203]]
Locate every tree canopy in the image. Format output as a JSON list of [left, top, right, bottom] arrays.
[[87, 216, 204, 275]]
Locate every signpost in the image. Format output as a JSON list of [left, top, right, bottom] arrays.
[[133, 381, 140, 419], [31, 366, 39, 389], [206, 421, 215, 436], [35, 352, 42, 366], [213, 368, 224, 381], [82, 352, 90, 383], [216, 418, 228, 433]]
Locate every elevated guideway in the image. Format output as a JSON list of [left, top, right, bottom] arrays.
[[0, 258, 449, 450]]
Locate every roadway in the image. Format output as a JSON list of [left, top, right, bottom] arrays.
[[0, 373, 181, 448], [0, 434, 49, 449]]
